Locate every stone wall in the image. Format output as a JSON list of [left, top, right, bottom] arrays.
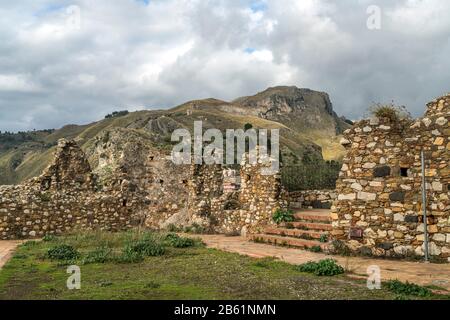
[[288, 190, 336, 209], [86, 128, 191, 230], [0, 140, 145, 240], [189, 152, 287, 235], [332, 95, 450, 261], [0, 135, 287, 239]]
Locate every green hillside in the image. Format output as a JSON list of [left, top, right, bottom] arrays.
[[0, 86, 350, 185]]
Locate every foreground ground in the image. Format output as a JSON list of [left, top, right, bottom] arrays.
[[0, 231, 448, 300], [198, 235, 450, 291]]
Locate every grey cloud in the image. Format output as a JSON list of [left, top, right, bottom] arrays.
[[0, 0, 449, 131]]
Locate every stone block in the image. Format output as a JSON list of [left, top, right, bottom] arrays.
[[373, 166, 391, 177], [389, 192, 405, 202]]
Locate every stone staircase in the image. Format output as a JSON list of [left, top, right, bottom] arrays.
[[249, 209, 332, 251]]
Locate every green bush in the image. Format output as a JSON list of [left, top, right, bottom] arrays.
[[309, 245, 322, 253], [82, 247, 112, 265], [319, 234, 328, 243], [272, 209, 294, 224], [125, 239, 165, 257], [116, 249, 145, 264], [47, 244, 80, 261], [164, 233, 196, 248], [297, 259, 345, 276], [385, 280, 432, 297]]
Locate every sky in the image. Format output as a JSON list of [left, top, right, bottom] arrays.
[[0, 0, 449, 132]]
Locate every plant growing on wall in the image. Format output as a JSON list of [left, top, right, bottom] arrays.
[[272, 209, 294, 224], [368, 102, 411, 122]]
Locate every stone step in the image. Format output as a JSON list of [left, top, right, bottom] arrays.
[[292, 212, 332, 223], [250, 234, 328, 250], [285, 221, 333, 231], [265, 227, 328, 240]]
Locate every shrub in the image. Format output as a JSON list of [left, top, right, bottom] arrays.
[[369, 102, 411, 123], [385, 280, 432, 297], [47, 245, 80, 261], [116, 249, 144, 264], [272, 209, 294, 224], [82, 247, 112, 265], [319, 234, 328, 243], [164, 233, 196, 248], [297, 259, 345, 276], [309, 245, 322, 253], [124, 239, 165, 257]]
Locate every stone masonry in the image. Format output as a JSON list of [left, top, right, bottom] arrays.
[[189, 150, 287, 235], [332, 95, 450, 261], [0, 136, 287, 239], [0, 140, 145, 239]]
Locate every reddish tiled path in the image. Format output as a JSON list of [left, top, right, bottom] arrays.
[[197, 235, 450, 291], [0, 241, 22, 270]]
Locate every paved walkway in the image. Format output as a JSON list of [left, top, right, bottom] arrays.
[[0, 241, 22, 270], [198, 235, 450, 291]]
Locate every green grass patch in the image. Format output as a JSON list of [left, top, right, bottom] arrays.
[[0, 230, 440, 300]]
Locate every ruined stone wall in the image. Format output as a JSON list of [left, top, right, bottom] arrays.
[[0, 140, 145, 240], [332, 95, 450, 261], [189, 152, 287, 235], [288, 190, 336, 209], [85, 128, 191, 230]]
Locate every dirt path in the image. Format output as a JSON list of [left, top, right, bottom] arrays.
[[198, 235, 450, 291], [0, 241, 22, 270]]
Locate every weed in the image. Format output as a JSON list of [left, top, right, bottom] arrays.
[[368, 102, 411, 123], [82, 247, 112, 265], [319, 234, 328, 243], [164, 233, 196, 248], [330, 240, 352, 256], [145, 281, 161, 289], [42, 234, 57, 242], [309, 246, 322, 253], [385, 280, 432, 297], [22, 241, 38, 248], [46, 244, 80, 261], [272, 209, 294, 224], [253, 257, 277, 268], [297, 259, 345, 276]]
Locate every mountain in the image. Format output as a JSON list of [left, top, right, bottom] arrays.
[[0, 86, 351, 185]]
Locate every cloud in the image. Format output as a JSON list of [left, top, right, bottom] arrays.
[[0, 0, 449, 132]]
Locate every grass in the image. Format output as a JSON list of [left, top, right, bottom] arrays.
[[0, 230, 448, 300]]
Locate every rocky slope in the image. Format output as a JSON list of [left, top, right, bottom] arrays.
[[0, 86, 350, 185]]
